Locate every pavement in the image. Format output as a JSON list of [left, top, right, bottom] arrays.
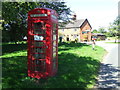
[[93, 40, 120, 89]]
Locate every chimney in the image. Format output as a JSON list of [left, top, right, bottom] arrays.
[[72, 14, 77, 20]]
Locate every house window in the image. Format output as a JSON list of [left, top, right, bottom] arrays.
[[74, 29, 77, 31], [82, 31, 86, 34], [73, 34, 77, 38], [86, 30, 90, 33]]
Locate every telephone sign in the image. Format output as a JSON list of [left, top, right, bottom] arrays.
[[30, 14, 48, 17], [27, 8, 58, 79]]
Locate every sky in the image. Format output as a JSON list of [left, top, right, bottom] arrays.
[[65, 0, 119, 30]]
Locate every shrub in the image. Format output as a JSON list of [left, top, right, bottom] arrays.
[[97, 38, 101, 41]]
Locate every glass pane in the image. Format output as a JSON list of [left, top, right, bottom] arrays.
[[53, 24, 56, 34], [32, 60, 46, 72], [53, 30, 56, 34], [34, 29, 46, 34], [33, 54, 45, 59], [33, 42, 44, 47], [53, 35, 56, 40], [33, 48, 45, 53], [53, 53, 56, 58], [53, 47, 56, 52], [53, 41, 56, 47], [33, 22, 46, 34], [53, 61, 56, 69]]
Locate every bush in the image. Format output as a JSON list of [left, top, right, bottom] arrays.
[[97, 38, 101, 41]]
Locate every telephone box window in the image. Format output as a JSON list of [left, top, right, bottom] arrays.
[[33, 42, 44, 47], [33, 22, 46, 34], [53, 24, 57, 34], [53, 35, 56, 40], [53, 52, 56, 58], [53, 47, 56, 52], [33, 54, 45, 59], [53, 61, 56, 69], [51, 15, 57, 19], [32, 48, 45, 53], [53, 54, 57, 69], [53, 41, 56, 47], [31, 60, 46, 72]]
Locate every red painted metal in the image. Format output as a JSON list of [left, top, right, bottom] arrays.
[[27, 8, 58, 79]]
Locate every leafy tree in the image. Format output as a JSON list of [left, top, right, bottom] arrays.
[[2, 1, 72, 43], [98, 27, 106, 34], [38, 2, 72, 21], [2, 2, 38, 43], [108, 16, 120, 42], [105, 31, 113, 37], [92, 29, 98, 33]]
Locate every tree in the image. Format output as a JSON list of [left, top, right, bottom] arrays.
[[108, 16, 120, 42], [38, 2, 72, 22], [2, 2, 38, 43], [98, 27, 106, 34], [2, 1, 72, 43], [92, 29, 98, 33]]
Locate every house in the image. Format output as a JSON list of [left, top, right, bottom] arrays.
[[92, 33, 106, 40], [58, 19, 92, 42]]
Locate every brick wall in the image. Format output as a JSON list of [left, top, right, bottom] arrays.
[[80, 21, 92, 42]]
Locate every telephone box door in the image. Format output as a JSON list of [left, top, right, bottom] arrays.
[[28, 20, 49, 78]]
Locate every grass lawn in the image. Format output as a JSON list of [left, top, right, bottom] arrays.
[[105, 42, 120, 44], [1, 42, 106, 88]]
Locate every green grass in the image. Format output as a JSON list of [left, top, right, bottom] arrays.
[[107, 37, 120, 40], [1, 42, 106, 88], [105, 42, 120, 44]]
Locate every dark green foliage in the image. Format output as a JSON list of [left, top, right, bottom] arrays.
[[2, 43, 27, 55], [2, 2, 71, 42], [92, 29, 98, 33]]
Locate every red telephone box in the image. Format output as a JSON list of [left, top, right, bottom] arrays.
[[27, 8, 58, 79]]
